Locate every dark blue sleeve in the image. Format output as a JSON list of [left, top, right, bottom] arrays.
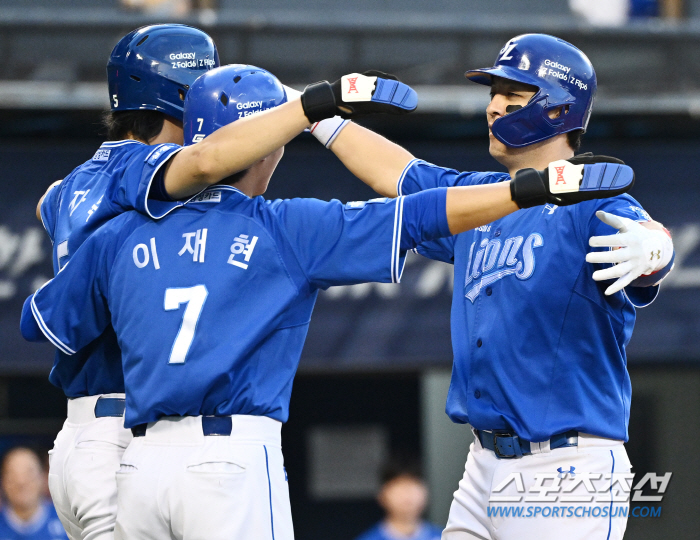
[[115, 144, 184, 218], [39, 181, 63, 244], [397, 159, 508, 196], [29, 223, 118, 355], [270, 197, 407, 288], [20, 295, 47, 342]]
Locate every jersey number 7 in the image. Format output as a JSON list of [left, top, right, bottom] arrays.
[[164, 285, 209, 364]]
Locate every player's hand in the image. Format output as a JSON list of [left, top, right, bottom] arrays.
[[300, 71, 418, 123], [510, 160, 634, 209], [585, 211, 674, 295]]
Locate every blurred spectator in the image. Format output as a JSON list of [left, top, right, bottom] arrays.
[[119, 0, 217, 18], [570, 0, 683, 24], [0, 447, 67, 540], [570, 0, 630, 26], [354, 462, 441, 540]]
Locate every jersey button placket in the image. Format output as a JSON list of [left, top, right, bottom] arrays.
[[477, 338, 483, 347], [474, 390, 481, 399]]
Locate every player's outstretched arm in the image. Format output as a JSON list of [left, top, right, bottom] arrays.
[[326, 122, 415, 198], [163, 98, 310, 199], [163, 72, 418, 199], [414, 161, 637, 239]]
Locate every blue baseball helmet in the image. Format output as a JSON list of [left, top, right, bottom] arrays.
[[183, 64, 288, 146], [107, 24, 219, 121], [466, 34, 597, 148]]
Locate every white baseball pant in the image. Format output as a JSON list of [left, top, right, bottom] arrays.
[[48, 394, 132, 540], [443, 432, 632, 540], [114, 415, 293, 540]]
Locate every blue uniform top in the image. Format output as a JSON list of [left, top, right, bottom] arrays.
[[397, 160, 658, 443], [28, 186, 444, 427], [39, 140, 184, 397], [0, 502, 68, 540], [355, 522, 442, 540]]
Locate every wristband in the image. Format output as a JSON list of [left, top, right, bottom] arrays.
[[309, 117, 350, 148], [300, 81, 337, 123]]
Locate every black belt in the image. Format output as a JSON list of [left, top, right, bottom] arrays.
[[476, 429, 578, 459], [131, 416, 233, 437], [94, 397, 125, 418]]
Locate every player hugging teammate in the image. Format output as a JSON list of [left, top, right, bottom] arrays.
[[21, 23, 670, 540]]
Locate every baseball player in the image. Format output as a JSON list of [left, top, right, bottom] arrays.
[[314, 35, 675, 539], [35, 24, 220, 540], [21, 64, 633, 540], [35, 19, 423, 539]]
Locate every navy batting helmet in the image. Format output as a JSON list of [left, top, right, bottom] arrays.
[[183, 64, 288, 146], [107, 24, 219, 121], [466, 34, 596, 148]]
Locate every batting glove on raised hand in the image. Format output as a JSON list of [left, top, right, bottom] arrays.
[[585, 211, 674, 295], [301, 71, 418, 123], [510, 159, 635, 209]]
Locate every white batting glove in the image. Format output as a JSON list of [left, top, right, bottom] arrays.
[[586, 211, 673, 295], [309, 116, 350, 148]]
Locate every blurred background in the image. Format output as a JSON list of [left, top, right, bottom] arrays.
[[0, 0, 699, 539]]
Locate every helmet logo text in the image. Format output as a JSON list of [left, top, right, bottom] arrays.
[[499, 41, 518, 61]]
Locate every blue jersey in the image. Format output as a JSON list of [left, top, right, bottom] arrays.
[[397, 160, 658, 442], [355, 522, 442, 540], [0, 502, 68, 540], [29, 186, 413, 427], [39, 140, 184, 397]]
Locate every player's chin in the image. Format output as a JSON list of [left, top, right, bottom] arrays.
[[488, 136, 507, 159]]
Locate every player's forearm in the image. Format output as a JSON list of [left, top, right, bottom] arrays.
[[400, 183, 519, 250], [446, 183, 519, 235], [329, 123, 414, 198], [163, 98, 310, 199]]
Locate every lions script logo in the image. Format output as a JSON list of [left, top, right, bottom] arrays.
[[464, 233, 544, 302], [347, 77, 359, 94]]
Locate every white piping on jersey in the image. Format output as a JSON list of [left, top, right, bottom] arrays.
[[100, 139, 144, 148], [396, 158, 422, 197], [142, 146, 185, 220], [30, 294, 75, 355], [391, 196, 406, 283]]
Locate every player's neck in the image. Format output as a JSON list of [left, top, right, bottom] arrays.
[[127, 117, 184, 146], [498, 137, 574, 178], [10, 501, 41, 523]]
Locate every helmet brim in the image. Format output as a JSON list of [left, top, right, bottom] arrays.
[[465, 66, 544, 90]]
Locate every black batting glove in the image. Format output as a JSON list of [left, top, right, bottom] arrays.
[[301, 71, 418, 123]]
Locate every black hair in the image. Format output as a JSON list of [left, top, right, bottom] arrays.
[[102, 110, 167, 142], [380, 458, 423, 486], [567, 129, 584, 152]]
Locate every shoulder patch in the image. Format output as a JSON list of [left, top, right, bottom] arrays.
[[629, 205, 652, 221], [344, 197, 388, 211], [146, 144, 177, 166], [189, 190, 222, 204], [92, 148, 111, 162]]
